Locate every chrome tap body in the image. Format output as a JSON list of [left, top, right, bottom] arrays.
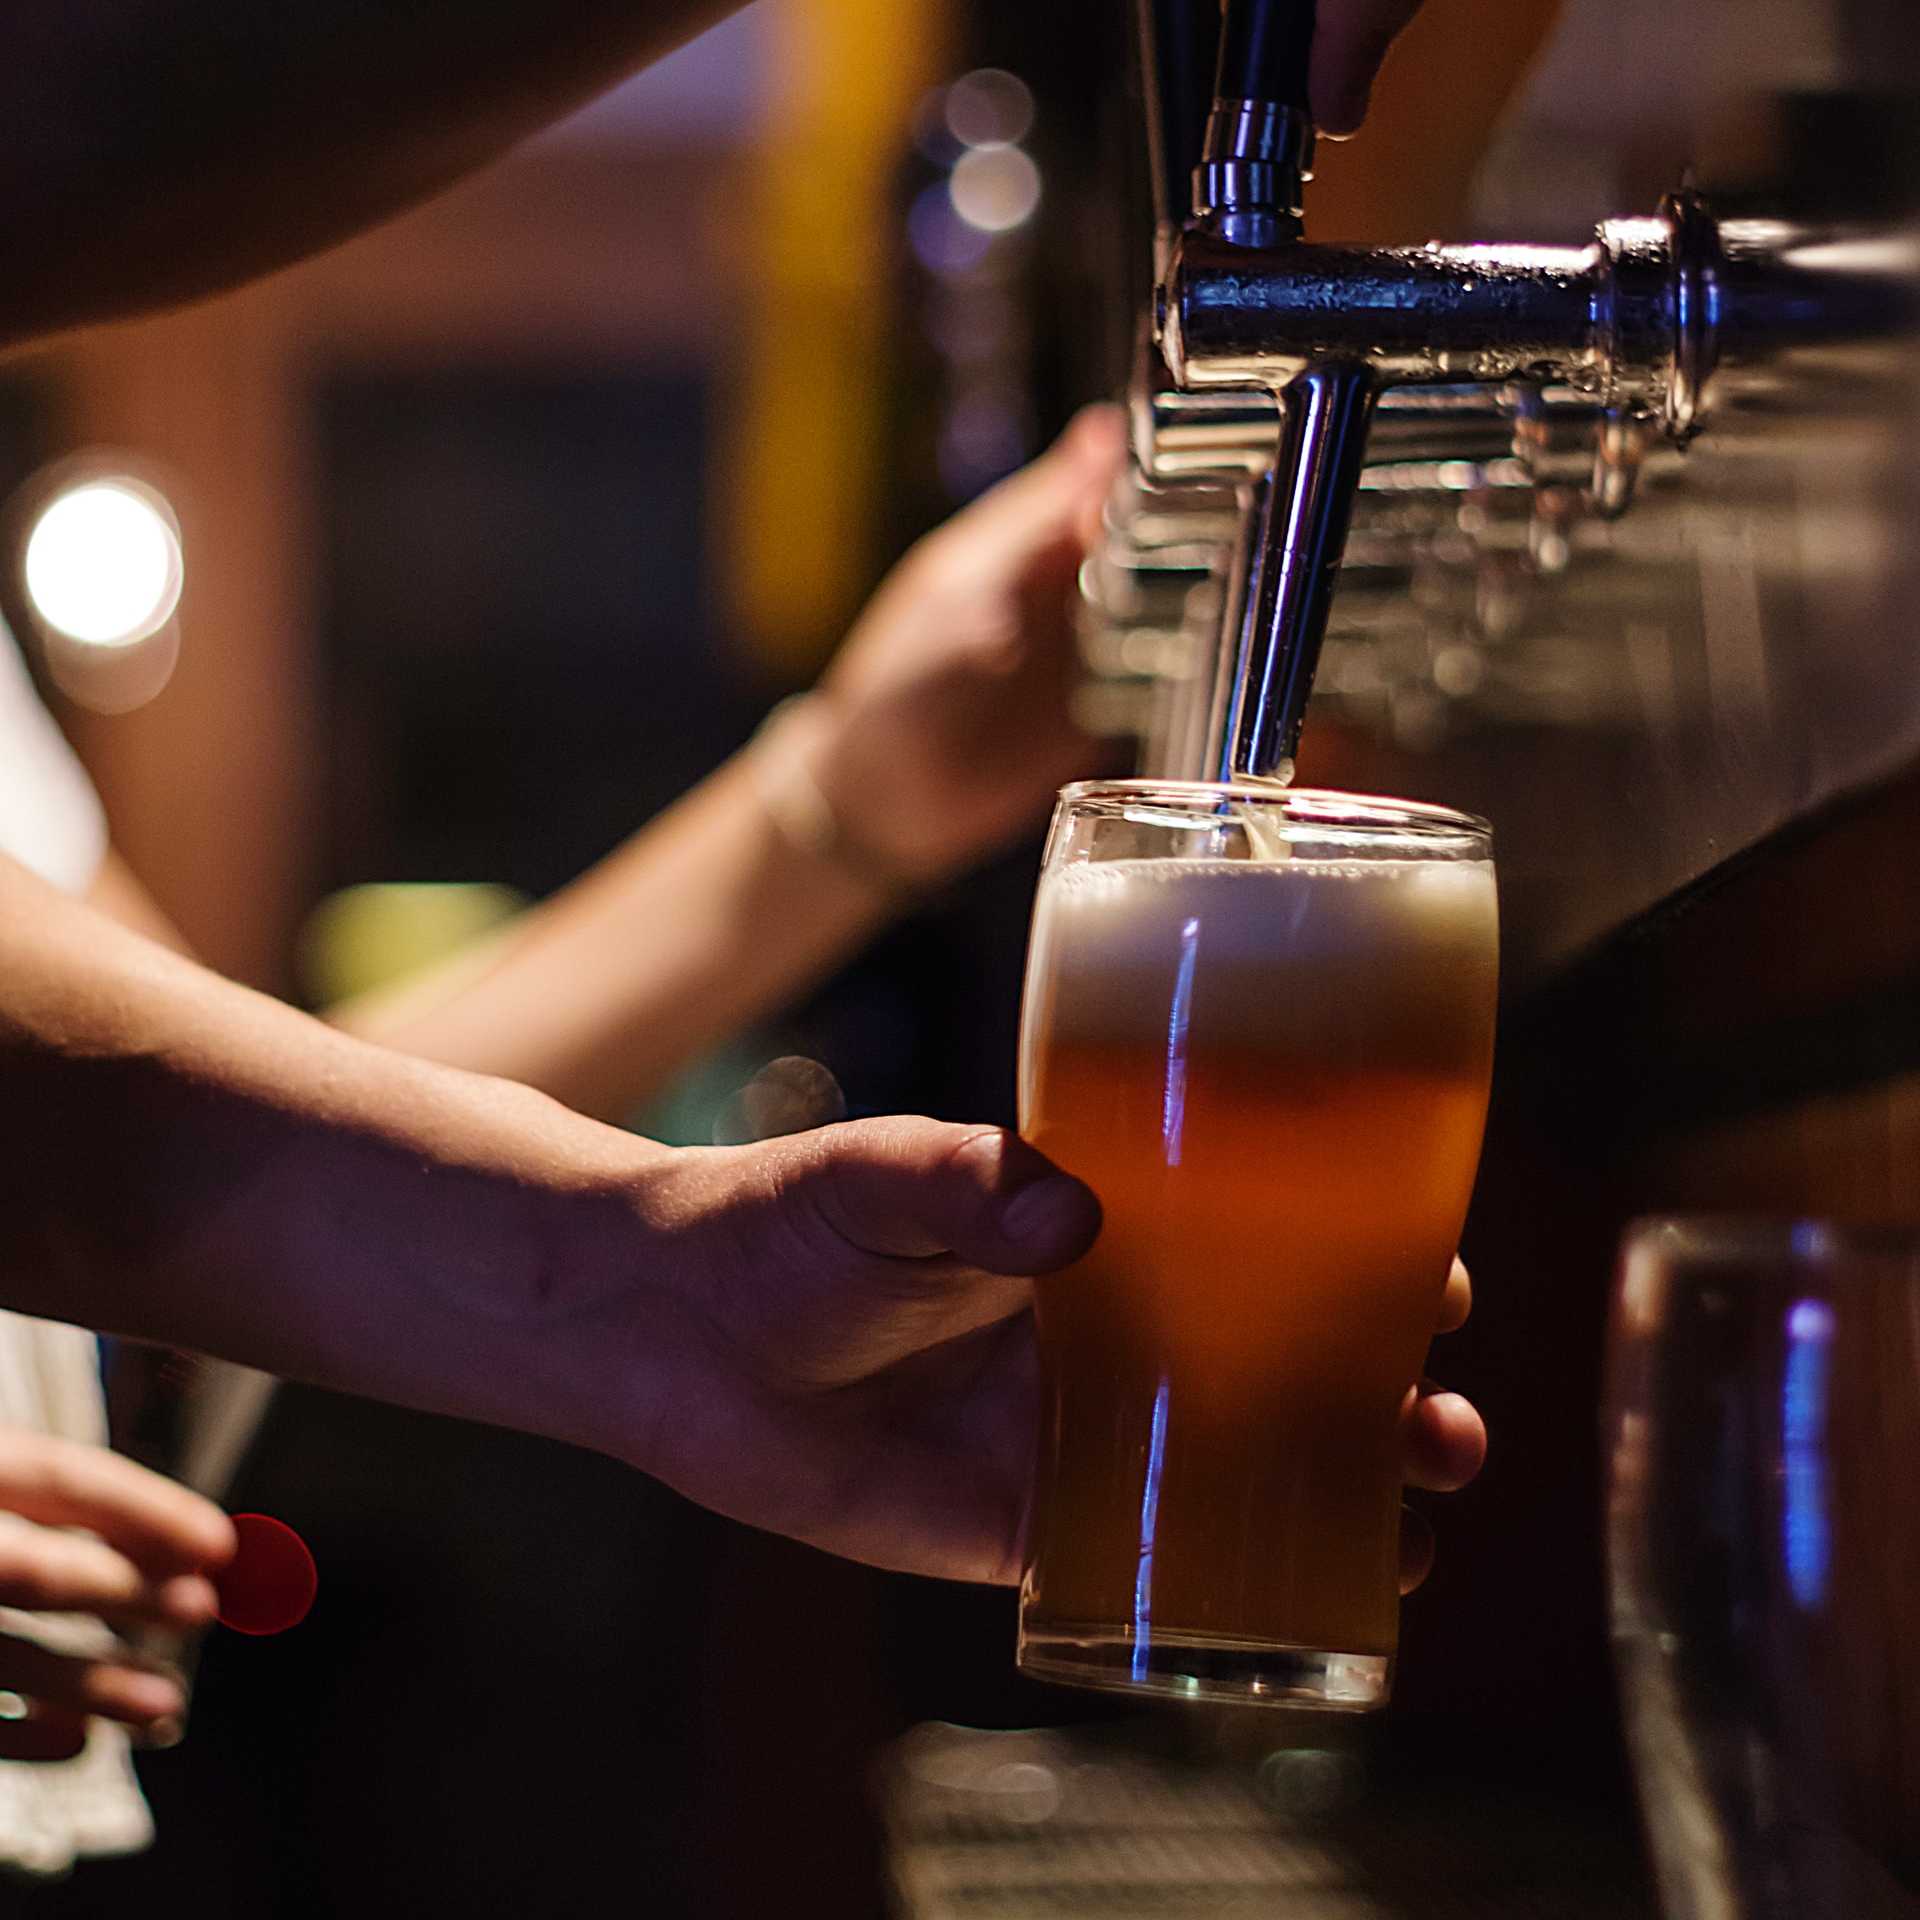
[[1163, 70, 1731, 778]]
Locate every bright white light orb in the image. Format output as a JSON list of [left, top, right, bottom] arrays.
[[23, 479, 183, 648], [948, 146, 1042, 235]]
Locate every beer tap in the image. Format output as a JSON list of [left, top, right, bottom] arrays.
[[1124, 0, 1909, 781], [1175, 0, 1375, 783]]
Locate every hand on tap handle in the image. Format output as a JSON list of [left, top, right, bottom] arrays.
[[1197, 0, 1425, 243], [1216, 0, 1426, 135], [1308, 0, 1425, 135], [797, 406, 1130, 888]]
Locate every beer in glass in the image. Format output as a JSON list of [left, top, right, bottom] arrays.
[[1016, 781, 1497, 1707]]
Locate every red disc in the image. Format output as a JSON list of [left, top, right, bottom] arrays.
[[215, 1514, 318, 1636]]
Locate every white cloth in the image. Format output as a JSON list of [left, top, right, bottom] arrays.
[[0, 621, 106, 895], [0, 614, 155, 1874]]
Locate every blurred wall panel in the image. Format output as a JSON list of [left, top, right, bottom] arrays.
[[52, 302, 313, 992], [723, 0, 948, 673], [312, 361, 749, 900], [44, 143, 753, 995]]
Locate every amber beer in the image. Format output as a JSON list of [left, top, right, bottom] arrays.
[[1016, 784, 1497, 1707]]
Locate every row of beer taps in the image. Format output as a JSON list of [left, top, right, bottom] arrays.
[[1084, 0, 1902, 777]]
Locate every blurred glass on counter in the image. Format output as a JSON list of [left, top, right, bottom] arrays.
[[1607, 1220, 1920, 1918]]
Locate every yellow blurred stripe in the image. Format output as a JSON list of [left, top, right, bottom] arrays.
[[722, 0, 947, 675]]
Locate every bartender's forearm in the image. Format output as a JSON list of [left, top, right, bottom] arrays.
[[0, 0, 741, 350], [0, 850, 673, 1447], [85, 714, 894, 1125], [334, 710, 895, 1121]]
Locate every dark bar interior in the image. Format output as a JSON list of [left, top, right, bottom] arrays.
[[0, 0, 1914, 1911]]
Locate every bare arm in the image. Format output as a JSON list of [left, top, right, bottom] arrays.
[[85, 740, 894, 1123], [84, 851, 193, 955], [0, 0, 740, 351], [331, 733, 892, 1120], [4, 846, 671, 1438], [4, 843, 1480, 1611], [93, 759, 888, 1123], [85, 721, 898, 1124], [0, 844, 1115, 1581], [0, 2, 1429, 354], [73, 416, 1112, 1127], [330, 411, 1124, 1116]]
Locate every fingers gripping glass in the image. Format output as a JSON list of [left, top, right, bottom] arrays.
[[1014, 781, 1498, 1708]]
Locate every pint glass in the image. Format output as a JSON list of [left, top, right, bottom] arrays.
[[1015, 781, 1498, 1707]]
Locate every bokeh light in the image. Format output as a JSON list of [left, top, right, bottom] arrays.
[[908, 181, 993, 276], [948, 146, 1042, 235], [23, 478, 182, 647], [943, 68, 1035, 149]]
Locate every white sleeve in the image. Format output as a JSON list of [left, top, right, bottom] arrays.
[[0, 624, 145, 1870], [0, 616, 108, 897]]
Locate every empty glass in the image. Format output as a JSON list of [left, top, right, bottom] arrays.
[[1605, 1219, 1920, 1918]]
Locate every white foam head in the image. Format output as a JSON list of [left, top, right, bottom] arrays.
[[1025, 854, 1498, 1066]]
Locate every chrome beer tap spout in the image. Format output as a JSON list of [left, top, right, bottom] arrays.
[[1175, 0, 1374, 784]]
